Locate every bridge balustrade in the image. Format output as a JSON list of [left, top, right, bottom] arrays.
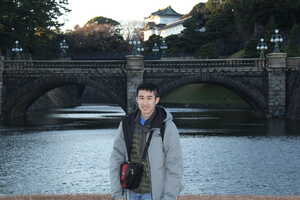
[[144, 58, 265, 73], [2, 60, 127, 78], [287, 57, 300, 70], [3, 60, 126, 68]]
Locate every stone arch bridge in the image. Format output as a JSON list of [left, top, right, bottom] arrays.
[[1, 53, 300, 125]]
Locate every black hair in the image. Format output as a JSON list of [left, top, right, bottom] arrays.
[[136, 82, 160, 97]]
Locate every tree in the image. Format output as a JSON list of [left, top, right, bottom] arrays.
[[287, 24, 300, 57], [66, 20, 129, 59], [244, 38, 259, 58], [0, 0, 70, 58], [178, 0, 300, 58], [86, 16, 120, 26], [197, 42, 218, 58], [186, 3, 209, 30], [143, 34, 163, 57], [165, 35, 187, 57], [227, 0, 256, 40], [120, 20, 144, 41], [205, 0, 225, 14]]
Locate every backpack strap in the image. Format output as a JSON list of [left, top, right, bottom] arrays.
[[121, 114, 135, 162], [121, 116, 131, 162], [160, 122, 165, 141], [141, 130, 154, 161]]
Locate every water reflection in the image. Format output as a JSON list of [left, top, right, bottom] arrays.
[[1, 104, 300, 136], [1, 104, 300, 195], [0, 130, 300, 195]]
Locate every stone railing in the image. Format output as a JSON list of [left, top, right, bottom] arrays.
[[287, 57, 300, 70], [3, 58, 265, 70], [144, 58, 265, 73], [3, 60, 126, 77], [3, 60, 126, 69]]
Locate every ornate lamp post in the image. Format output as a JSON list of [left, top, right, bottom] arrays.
[[160, 39, 168, 57], [152, 39, 168, 59], [152, 42, 160, 58], [137, 41, 144, 55], [270, 29, 283, 53], [11, 40, 23, 59], [256, 38, 268, 58], [129, 38, 144, 56], [59, 39, 69, 58]]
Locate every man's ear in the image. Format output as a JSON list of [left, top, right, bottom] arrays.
[[155, 97, 160, 104]]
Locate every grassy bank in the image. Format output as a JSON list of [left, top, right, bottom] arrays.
[[160, 84, 249, 108], [1, 194, 300, 200]]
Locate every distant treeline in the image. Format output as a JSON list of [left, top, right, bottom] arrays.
[[1, 0, 300, 59]]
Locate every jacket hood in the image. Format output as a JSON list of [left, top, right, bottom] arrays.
[[146, 105, 173, 128], [153, 105, 173, 125], [128, 105, 173, 128]]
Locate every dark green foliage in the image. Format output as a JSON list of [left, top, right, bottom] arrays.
[[166, 0, 300, 58], [287, 24, 300, 57], [143, 34, 163, 56], [197, 42, 218, 58], [205, 0, 225, 14], [0, 0, 70, 59], [86, 16, 120, 26], [244, 38, 260, 58], [165, 35, 187, 57], [66, 22, 129, 59]]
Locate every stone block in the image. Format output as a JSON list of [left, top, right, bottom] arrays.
[[267, 53, 287, 68]]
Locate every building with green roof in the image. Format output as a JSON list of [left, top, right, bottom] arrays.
[[143, 6, 191, 41]]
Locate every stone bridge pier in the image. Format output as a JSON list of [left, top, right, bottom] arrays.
[[125, 55, 144, 113], [266, 53, 287, 118]]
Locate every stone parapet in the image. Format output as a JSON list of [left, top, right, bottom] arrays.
[[126, 55, 144, 70], [267, 53, 287, 69]]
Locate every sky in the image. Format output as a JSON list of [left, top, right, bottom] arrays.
[[61, 0, 207, 30]]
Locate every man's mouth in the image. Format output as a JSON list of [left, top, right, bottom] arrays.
[[141, 106, 149, 111]]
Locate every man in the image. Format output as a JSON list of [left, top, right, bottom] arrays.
[[110, 82, 183, 200]]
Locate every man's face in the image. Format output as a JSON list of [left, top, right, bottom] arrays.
[[136, 90, 160, 119]]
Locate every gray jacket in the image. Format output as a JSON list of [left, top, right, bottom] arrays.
[[109, 107, 183, 200]]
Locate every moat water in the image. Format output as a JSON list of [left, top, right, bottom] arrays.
[[0, 105, 300, 196]]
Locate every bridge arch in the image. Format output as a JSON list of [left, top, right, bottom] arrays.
[[3, 77, 125, 125], [157, 74, 267, 116]]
